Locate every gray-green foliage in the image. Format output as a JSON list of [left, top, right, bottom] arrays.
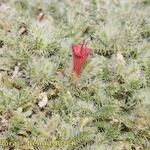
[[0, 0, 150, 149]]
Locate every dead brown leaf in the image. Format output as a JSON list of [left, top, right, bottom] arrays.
[[38, 92, 48, 108], [18, 23, 28, 35], [37, 9, 45, 22], [12, 65, 19, 79], [0, 20, 11, 32], [0, 112, 12, 132], [0, 118, 8, 132]]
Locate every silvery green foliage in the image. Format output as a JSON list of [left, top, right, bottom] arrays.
[[0, 0, 150, 149]]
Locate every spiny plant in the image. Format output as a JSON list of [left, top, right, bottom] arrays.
[[0, 0, 150, 150]]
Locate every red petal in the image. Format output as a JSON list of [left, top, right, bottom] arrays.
[[72, 42, 92, 76]]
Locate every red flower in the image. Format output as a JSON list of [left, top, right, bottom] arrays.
[[72, 40, 92, 76]]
